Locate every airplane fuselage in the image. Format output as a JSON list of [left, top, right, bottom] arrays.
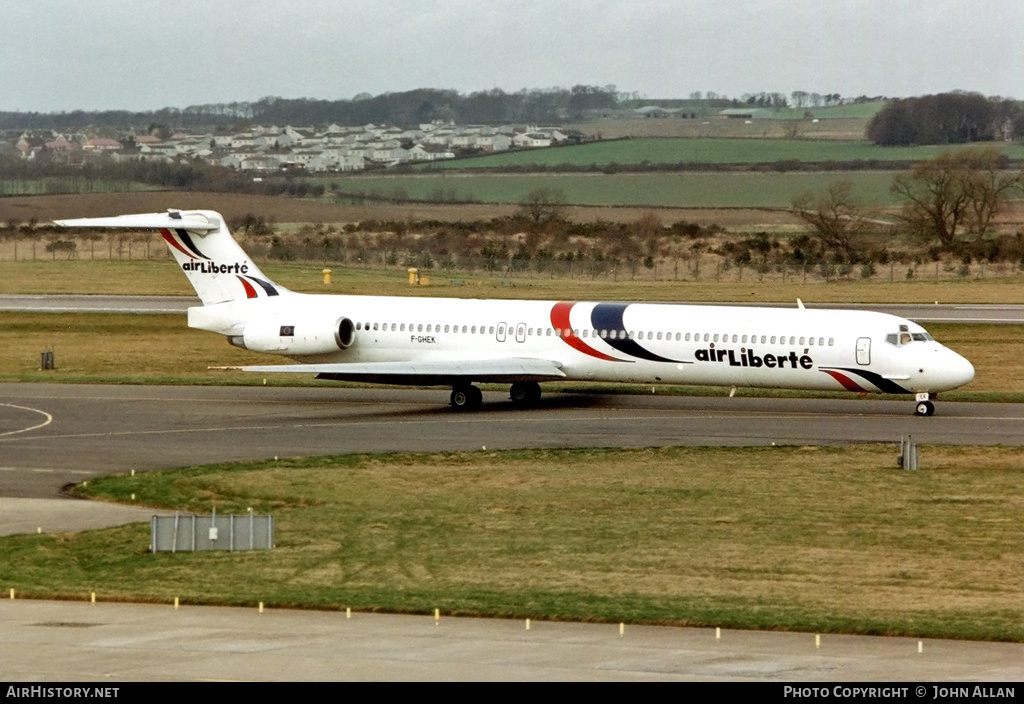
[[190, 292, 974, 396]]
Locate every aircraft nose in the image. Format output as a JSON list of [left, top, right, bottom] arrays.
[[936, 348, 974, 390], [950, 351, 975, 388]]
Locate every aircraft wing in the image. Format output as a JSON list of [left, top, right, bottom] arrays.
[[239, 358, 567, 385]]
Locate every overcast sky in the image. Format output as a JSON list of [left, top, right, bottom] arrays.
[[3, 0, 1021, 113]]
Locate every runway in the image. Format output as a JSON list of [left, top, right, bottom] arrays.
[[3, 384, 1023, 680], [3, 599, 1022, 681], [2, 383, 1023, 499]]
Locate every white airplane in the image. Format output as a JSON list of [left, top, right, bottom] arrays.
[[55, 209, 975, 416]]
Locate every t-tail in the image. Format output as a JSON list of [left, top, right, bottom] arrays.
[[54, 209, 285, 305]]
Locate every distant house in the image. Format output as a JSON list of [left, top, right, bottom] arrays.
[[476, 134, 511, 152], [512, 132, 551, 148], [634, 106, 679, 118], [82, 137, 120, 151]]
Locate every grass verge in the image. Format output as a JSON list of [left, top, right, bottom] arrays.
[[3, 445, 1022, 641]]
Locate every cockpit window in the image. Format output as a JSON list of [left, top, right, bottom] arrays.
[[887, 328, 935, 346]]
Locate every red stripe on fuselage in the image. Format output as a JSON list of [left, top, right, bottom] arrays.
[[160, 229, 197, 259], [550, 301, 623, 362], [822, 369, 867, 393], [237, 276, 258, 299]]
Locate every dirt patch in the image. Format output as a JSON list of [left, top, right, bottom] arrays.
[[1, 192, 802, 229]]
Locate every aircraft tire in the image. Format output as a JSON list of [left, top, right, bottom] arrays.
[[451, 384, 482, 411], [509, 381, 541, 406], [915, 400, 935, 417]]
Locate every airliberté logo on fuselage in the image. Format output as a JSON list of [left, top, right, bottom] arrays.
[[181, 261, 250, 274], [696, 344, 814, 369]]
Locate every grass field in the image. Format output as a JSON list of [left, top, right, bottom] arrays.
[[2, 445, 1022, 640], [420, 139, 1023, 170], [331, 171, 903, 208]]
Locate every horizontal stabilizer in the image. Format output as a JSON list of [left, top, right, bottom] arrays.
[[239, 358, 566, 385], [54, 211, 218, 231]]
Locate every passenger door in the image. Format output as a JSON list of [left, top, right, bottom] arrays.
[[856, 337, 871, 365]]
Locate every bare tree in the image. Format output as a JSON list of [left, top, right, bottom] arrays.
[[891, 149, 1024, 250], [791, 178, 871, 257], [960, 149, 1024, 244], [518, 187, 566, 231]]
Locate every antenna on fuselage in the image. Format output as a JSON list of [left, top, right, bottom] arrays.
[[796, 298, 806, 310]]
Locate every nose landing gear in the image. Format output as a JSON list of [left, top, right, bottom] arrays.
[[914, 393, 935, 417]]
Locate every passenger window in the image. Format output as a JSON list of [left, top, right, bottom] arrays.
[[828, 338, 834, 346]]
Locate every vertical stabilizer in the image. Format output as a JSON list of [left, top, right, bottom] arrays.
[[55, 209, 286, 305]]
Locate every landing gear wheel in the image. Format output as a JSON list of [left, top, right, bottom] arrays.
[[915, 400, 935, 417], [509, 381, 542, 406], [450, 384, 482, 411]]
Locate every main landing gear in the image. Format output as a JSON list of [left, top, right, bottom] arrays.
[[914, 392, 935, 417], [450, 384, 483, 411], [449, 381, 543, 411], [509, 381, 542, 407]]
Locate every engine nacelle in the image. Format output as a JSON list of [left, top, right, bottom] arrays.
[[230, 316, 355, 355]]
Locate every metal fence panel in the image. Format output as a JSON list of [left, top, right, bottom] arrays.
[[151, 513, 274, 552]]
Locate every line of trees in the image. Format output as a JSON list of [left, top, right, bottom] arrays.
[[0, 86, 621, 132], [4, 86, 881, 133], [866, 92, 1022, 146]]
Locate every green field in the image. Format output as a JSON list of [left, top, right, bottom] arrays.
[[772, 101, 889, 120], [418, 138, 1023, 170], [331, 171, 901, 208], [3, 445, 1022, 640]]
